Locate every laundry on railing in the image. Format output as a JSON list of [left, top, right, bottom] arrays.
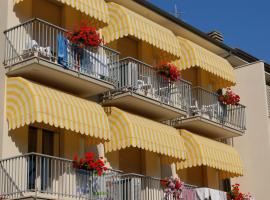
[[57, 34, 110, 78], [24, 39, 52, 58], [57, 34, 69, 68], [182, 188, 197, 200], [194, 187, 227, 200]]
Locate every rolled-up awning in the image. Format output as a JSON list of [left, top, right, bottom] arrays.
[[104, 107, 186, 163], [177, 130, 243, 178], [6, 77, 110, 141], [101, 2, 181, 61], [175, 36, 236, 87], [14, 0, 109, 27]]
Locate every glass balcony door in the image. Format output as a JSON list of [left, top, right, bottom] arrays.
[[27, 127, 56, 191]]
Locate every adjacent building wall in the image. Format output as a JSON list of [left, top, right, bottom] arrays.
[[232, 61, 270, 200]]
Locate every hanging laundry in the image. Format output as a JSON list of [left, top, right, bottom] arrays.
[[182, 188, 197, 200], [57, 33, 68, 68]]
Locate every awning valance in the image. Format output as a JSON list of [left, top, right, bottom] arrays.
[[177, 130, 243, 178], [101, 2, 181, 60], [14, 0, 109, 27], [6, 77, 110, 141], [104, 107, 186, 162], [175, 36, 236, 86]]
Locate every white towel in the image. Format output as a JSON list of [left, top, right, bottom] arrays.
[[209, 188, 222, 200], [219, 190, 227, 200], [195, 188, 210, 200]]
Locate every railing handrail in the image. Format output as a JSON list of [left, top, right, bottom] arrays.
[[119, 57, 153, 69], [119, 57, 192, 85], [3, 18, 120, 56], [4, 18, 67, 33], [0, 153, 197, 189], [0, 152, 72, 163], [192, 86, 246, 108]]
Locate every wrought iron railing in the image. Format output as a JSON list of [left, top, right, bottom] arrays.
[[166, 87, 246, 131], [114, 57, 192, 112], [3, 18, 119, 85], [0, 153, 196, 200], [190, 87, 246, 130]]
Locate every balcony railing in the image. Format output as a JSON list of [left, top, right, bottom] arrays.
[[190, 87, 246, 130], [3, 18, 119, 85], [0, 153, 197, 200], [116, 57, 192, 112]]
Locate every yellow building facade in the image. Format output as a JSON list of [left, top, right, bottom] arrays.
[[0, 0, 248, 199]]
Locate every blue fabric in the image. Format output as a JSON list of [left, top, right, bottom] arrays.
[[57, 34, 68, 68]]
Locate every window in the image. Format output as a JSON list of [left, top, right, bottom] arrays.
[[28, 126, 38, 153]]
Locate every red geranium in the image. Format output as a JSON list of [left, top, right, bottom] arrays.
[[73, 152, 107, 176], [218, 88, 240, 105], [161, 177, 184, 200], [156, 62, 181, 82], [227, 184, 252, 200], [66, 20, 102, 48]]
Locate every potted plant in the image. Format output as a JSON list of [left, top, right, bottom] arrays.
[[161, 177, 184, 200], [66, 20, 102, 51], [218, 88, 240, 106], [73, 152, 108, 197], [227, 183, 253, 200], [73, 152, 107, 176], [156, 62, 181, 83]]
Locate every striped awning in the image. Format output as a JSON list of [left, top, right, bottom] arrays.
[[101, 2, 181, 60], [104, 107, 186, 163], [175, 36, 236, 87], [14, 0, 109, 27], [177, 130, 243, 178], [6, 77, 110, 141]]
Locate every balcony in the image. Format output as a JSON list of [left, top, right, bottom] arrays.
[[170, 87, 246, 139], [103, 57, 192, 121], [0, 153, 199, 200], [3, 18, 119, 97]]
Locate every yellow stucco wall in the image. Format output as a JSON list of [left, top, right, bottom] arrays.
[[12, 0, 96, 31], [181, 68, 223, 92], [178, 167, 220, 189], [32, 0, 62, 26], [107, 37, 160, 66], [106, 148, 162, 178]]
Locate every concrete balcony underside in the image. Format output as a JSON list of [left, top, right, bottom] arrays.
[[5, 57, 115, 98], [172, 116, 245, 139], [103, 91, 187, 121]]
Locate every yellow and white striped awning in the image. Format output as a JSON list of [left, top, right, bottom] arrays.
[[175, 36, 236, 87], [177, 130, 244, 178], [101, 2, 181, 61], [6, 77, 110, 141], [104, 107, 186, 163], [14, 0, 109, 27]]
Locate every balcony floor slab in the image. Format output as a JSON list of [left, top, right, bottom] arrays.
[[5, 57, 115, 98], [103, 92, 187, 121], [173, 116, 245, 139]]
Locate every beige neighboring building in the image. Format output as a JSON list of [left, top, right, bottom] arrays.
[[232, 56, 270, 199]]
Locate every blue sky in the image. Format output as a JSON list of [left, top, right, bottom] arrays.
[[150, 0, 270, 63]]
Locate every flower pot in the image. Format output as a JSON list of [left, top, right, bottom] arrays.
[[75, 169, 107, 198]]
